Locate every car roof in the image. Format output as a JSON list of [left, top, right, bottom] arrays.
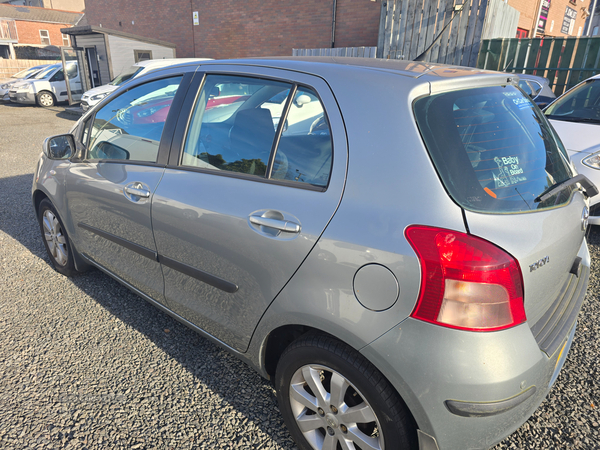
[[135, 58, 210, 70], [185, 57, 518, 94]]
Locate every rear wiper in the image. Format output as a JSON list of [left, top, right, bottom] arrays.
[[535, 174, 599, 203]]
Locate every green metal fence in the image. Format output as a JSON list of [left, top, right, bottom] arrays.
[[477, 37, 600, 96]]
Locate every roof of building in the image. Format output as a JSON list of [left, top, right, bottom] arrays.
[[0, 4, 84, 25], [61, 25, 176, 48]]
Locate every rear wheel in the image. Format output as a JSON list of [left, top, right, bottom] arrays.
[[38, 198, 77, 276], [36, 91, 55, 107], [275, 334, 417, 450]]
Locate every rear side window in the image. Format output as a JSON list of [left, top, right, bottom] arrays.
[[414, 85, 574, 213], [182, 74, 332, 187]]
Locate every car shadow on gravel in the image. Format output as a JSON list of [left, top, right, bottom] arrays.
[[0, 172, 297, 448], [1, 101, 78, 121]]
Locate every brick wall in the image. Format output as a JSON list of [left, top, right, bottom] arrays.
[[84, 0, 381, 59], [508, 0, 591, 37], [16, 21, 71, 46]]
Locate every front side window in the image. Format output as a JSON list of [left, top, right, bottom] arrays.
[[545, 79, 600, 124], [87, 76, 182, 162], [182, 75, 333, 187], [414, 85, 574, 213], [49, 69, 64, 82]]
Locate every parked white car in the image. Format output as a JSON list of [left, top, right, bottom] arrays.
[[9, 63, 81, 107], [80, 58, 209, 111], [545, 73, 600, 225], [0, 64, 50, 101]]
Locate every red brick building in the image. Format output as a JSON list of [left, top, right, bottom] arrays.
[[84, 0, 381, 59], [0, 4, 84, 58], [508, 0, 591, 38]]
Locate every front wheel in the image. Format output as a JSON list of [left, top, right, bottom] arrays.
[[36, 91, 55, 107], [275, 334, 417, 450], [38, 198, 77, 276]]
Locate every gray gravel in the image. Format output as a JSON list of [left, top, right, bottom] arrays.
[[0, 102, 598, 449]]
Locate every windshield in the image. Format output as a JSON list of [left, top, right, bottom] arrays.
[[414, 85, 575, 214], [34, 65, 59, 80], [12, 66, 43, 79], [110, 66, 143, 86], [544, 78, 600, 123]]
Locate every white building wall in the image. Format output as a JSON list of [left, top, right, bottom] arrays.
[[106, 34, 175, 79]]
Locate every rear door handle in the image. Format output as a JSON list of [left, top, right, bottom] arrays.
[[249, 216, 301, 233]]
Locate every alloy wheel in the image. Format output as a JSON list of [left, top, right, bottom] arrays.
[[289, 364, 384, 450], [42, 209, 68, 266]]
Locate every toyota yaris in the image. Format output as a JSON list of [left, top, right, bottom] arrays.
[[33, 58, 595, 450]]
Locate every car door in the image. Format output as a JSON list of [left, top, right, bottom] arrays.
[[151, 67, 348, 352], [48, 68, 68, 102], [65, 71, 194, 304]]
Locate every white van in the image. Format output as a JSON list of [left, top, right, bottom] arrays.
[[8, 63, 81, 107], [80, 58, 209, 111]]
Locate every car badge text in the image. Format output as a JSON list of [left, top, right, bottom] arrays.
[[530, 256, 550, 272]]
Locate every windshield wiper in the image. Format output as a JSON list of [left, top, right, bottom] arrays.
[[535, 174, 599, 203]]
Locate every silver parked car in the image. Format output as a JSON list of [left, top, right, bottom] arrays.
[[33, 58, 595, 450], [545, 73, 600, 225], [0, 64, 49, 101]]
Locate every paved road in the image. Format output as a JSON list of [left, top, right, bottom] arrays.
[[0, 102, 598, 449]]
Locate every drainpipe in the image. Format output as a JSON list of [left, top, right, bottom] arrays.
[[586, 0, 598, 36], [331, 0, 337, 48]]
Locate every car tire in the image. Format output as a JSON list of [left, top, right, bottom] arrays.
[[275, 333, 417, 450], [36, 91, 55, 107], [38, 198, 78, 277]]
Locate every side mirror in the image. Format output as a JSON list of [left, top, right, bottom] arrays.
[[43, 134, 75, 160], [295, 94, 311, 108]]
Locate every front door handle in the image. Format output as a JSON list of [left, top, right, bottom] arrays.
[[125, 186, 150, 198], [249, 216, 300, 233]]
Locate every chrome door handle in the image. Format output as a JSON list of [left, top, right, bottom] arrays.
[[125, 186, 150, 198], [249, 216, 301, 233]]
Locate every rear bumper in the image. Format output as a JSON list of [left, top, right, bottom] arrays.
[[362, 317, 579, 450]]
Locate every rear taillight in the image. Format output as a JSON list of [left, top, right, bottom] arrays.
[[405, 225, 525, 332]]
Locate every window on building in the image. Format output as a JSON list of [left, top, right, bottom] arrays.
[[134, 50, 152, 62], [39, 30, 50, 45], [62, 33, 70, 47], [516, 28, 529, 39]]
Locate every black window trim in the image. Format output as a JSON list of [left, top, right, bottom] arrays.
[[172, 70, 334, 191]]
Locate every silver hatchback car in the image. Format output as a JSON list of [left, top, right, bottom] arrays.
[[33, 58, 595, 450]]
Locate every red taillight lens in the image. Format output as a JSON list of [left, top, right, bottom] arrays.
[[405, 225, 525, 332]]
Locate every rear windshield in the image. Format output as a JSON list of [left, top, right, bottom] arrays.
[[414, 85, 574, 214]]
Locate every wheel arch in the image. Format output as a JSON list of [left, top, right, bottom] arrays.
[[33, 190, 90, 272]]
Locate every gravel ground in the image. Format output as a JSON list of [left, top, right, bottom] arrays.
[[0, 102, 598, 449]]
